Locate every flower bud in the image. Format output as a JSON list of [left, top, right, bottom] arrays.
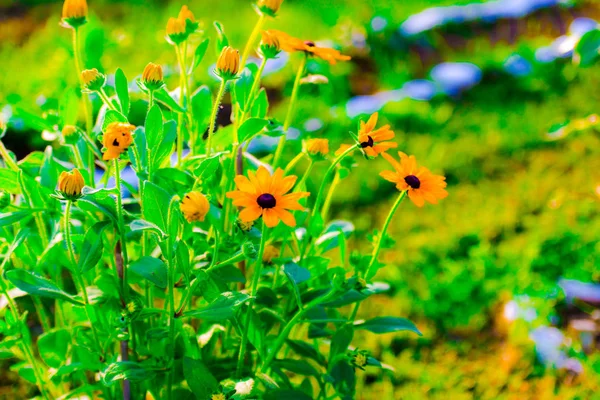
[[166, 17, 188, 45], [58, 169, 85, 201], [242, 241, 257, 259], [0, 191, 11, 210], [305, 138, 329, 159], [141, 62, 164, 91], [262, 245, 280, 264], [178, 5, 199, 35], [256, 0, 283, 17], [215, 46, 240, 81], [61, 0, 88, 29], [180, 192, 210, 223], [102, 122, 135, 161], [81, 68, 105, 91], [350, 349, 369, 370], [237, 219, 254, 232], [62, 125, 80, 145], [259, 30, 281, 59]]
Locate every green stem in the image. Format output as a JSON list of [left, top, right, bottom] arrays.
[[0, 140, 19, 171], [321, 170, 340, 220], [98, 88, 117, 111], [65, 201, 103, 356], [71, 144, 85, 170], [175, 44, 187, 165], [236, 223, 268, 377], [240, 14, 266, 68], [206, 79, 227, 156], [295, 159, 314, 191], [113, 159, 130, 298], [72, 27, 95, 188], [349, 190, 407, 320], [283, 152, 305, 175], [272, 55, 307, 167], [166, 198, 180, 400]]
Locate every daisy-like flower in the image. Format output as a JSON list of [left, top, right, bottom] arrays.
[[271, 30, 351, 65], [102, 122, 135, 161], [226, 166, 309, 228], [380, 152, 448, 207], [180, 192, 210, 223], [357, 112, 397, 157]]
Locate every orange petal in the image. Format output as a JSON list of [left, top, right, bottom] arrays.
[[262, 209, 279, 228], [234, 175, 257, 193], [273, 207, 296, 227], [239, 205, 262, 222], [408, 190, 425, 207]]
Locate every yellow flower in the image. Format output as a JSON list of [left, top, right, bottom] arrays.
[[142, 62, 164, 91], [226, 166, 309, 228], [262, 245, 280, 264], [180, 192, 210, 223], [211, 394, 226, 400], [62, 125, 80, 144], [62, 0, 87, 28], [305, 138, 329, 158], [81, 68, 105, 91], [216, 46, 240, 81], [271, 30, 351, 65], [354, 353, 367, 368], [259, 30, 281, 59], [166, 17, 187, 45], [380, 152, 448, 207], [357, 112, 397, 157], [102, 122, 135, 161], [178, 5, 199, 35], [256, 0, 283, 17], [58, 168, 85, 200]]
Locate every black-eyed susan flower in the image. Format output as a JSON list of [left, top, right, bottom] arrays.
[[166, 17, 187, 45], [380, 152, 448, 207], [262, 245, 280, 264], [0, 191, 11, 210], [61, 0, 87, 29], [256, 0, 283, 17], [62, 125, 80, 145], [271, 30, 351, 65], [101, 122, 135, 161], [141, 62, 164, 91], [215, 46, 240, 81], [357, 112, 397, 157], [226, 166, 309, 228], [180, 192, 210, 223], [305, 138, 329, 159], [81, 68, 105, 91], [259, 30, 281, 59], [58, 168, 85, 200], [178, 5, 199, 35]]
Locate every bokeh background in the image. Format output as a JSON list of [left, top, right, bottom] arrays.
[[2, 0, 600, 398]]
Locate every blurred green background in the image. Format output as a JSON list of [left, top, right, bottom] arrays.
[[2, 0, 600, 398]]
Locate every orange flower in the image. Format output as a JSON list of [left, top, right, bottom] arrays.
[[180, 192, 210, 223], [102, 122, 135, 161], [226, 166, 309, 228], [358, 112, 397, 157], [271, 30, 351, 65], [380, 152, 448, 207]]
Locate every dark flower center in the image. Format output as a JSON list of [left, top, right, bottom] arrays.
[[257, 193, 277, 209], [112, 138, 120, 146], [404, 175, 421, 189], [360, 135, 374, 148], [304, 41, 316, 47]]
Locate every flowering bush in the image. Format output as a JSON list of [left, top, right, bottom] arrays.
[[0, 1, 449, 399]]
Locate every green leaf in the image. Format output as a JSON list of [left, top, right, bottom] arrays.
[[129, 126, 148, 174], [102, 109, 128, 131], [191, 85, 212, 135], [316, 220, 354, 253], [286, 339, 326, 364], [142, 181, 172, 232], [213, 21, 229, 52], [38, 329, 71, 368], [0, 169, 20, 194], [354, 317, 422, 335], [283, 262, 310, 307], [129, 219, 166, 240], [183, 291, 250, 320], [101, 362, 155, 386], [0, 211, 34, 228], [145, 105, 163, 152], [575, 29, 600, 67], [233, 67, 254, 111], [59, 88, 79, 126], [329, 324, 353, 363], [272, 359, 319, 376], [251, 88, 269, 119], [5, 269, 83, 306], [154, 87, 185, 113], [238, 118, 268, 143], [115, 68, 130, 116], [264, 390, 313, 400], [77, 220, 111, 273], [183, 357, 218, 398], [192, 38, 210, 71], [129, 256, 168, 289], [151, 120, 176, 170]]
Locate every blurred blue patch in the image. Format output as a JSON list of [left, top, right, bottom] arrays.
[[304, 118, 323, 132], [370, 16, 388, 33], [248, 127, 301, 153], [504, 54, 533, 77], [569, 17, 598, 36], [401, 79, 437, 100], [430, 62, 482, 95], [559, 278, 600, 303]]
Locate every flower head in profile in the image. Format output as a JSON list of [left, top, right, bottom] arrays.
[[305, 138, 329, 159], [166, 17, 187, 45], [349, 349, 370, 371], [256, 0, 283, 17], [180, 192, 210, 223], [61, 0, 88, 29], [226, 166, 309, 228], [101, 122, 135, 161], [58, 168, 85, 201], [141, 62, 164, 91], [259, 30, 281, 59], [215, 46, 240, 81], [262, 245, 280, 264], [357, 112, 397, 157], [380, 152, 448, 207], [81, 68, 105, 91], [178, 5, 199, 34], [271, 30, 351, 65], [61, 125, 80, 145]]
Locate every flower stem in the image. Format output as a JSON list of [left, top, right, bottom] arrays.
[[165, 197, 180, 400], [321, 170, 340, 220], [206, 79, 227, 156], [71, 144, 85, 170], [113, 160, 130, 298], [236, 223, 268, 378], [64, 200, 103, 357], [349, 190, 407, 321], [175, 44, 188, 165], [0, 140, 19, 171], [240, 14, 265, 68], [98, 88, 117, 111], [272, 55, 307, 168]]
